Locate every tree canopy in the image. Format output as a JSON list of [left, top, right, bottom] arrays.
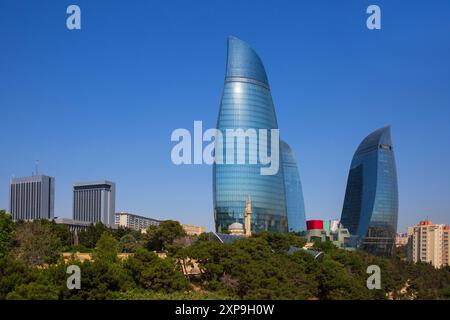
[[0, 211, 14, 259], [0, 219, 449, 300], [143, 220, 186, 252]]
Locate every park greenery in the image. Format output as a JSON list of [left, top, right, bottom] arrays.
[[0, 210, 449, 300]]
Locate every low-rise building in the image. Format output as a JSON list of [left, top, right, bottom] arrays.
[[54, 217, 92, 232], [306, 219, 351, 249], [182, 224, 206, 236]]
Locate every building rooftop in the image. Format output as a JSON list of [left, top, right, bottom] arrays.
[[73, 180, 115, 187], [10, 175, 53, 182]]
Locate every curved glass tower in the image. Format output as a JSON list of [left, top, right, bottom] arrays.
[[340, 126, 398, 256], [280, 141, 307, 232], [213, 36, 288, 233]]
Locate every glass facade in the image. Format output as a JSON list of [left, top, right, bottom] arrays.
[[280, 141, 307, 232], [213, 36, 288, 233], [340, 126, 398, 256]]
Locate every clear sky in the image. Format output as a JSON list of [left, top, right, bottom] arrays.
[[1, 0, 449, 232]]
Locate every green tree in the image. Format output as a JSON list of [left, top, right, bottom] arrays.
[[120, 234, 140, 253], [13, 220, 62, 266], [124, 248, 189, 293], [78, 223, 110, 248], [93, 232, 120, 263], [179, 236, 318, 299], [0, 210, 15, 259], [113, 226, 142, 242], [316, 256, 373, 300], [6, 282, 60, 300], [140, 258, 190, 293], [144, 220, 186, 251], [253, 231, 306, 252], [50, 221, 73, 248], [124, 247, 159, 279], [68, 260, 134, 300], [0, 256, 35, 299]]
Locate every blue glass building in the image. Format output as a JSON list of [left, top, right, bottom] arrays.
[[213, 36, 288, 233], [280, 141, 307, 232], [340, 126, 399, 256]]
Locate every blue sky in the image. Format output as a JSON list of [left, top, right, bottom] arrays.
[[0, 0, 449, 232]]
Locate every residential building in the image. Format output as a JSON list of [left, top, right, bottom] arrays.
[[281, 140, 307, 232], [407, 220, 450, 268], [73, 181, 115, 227], [340, 126, 399, 256], [213, 36, 288, 233], [444, 226, 450, 267], [115, 212, 160, 231], [9, 175, 55, 220]]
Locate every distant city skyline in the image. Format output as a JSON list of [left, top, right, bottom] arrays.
[[1, 1, 450, 232]]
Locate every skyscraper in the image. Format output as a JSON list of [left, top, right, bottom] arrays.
[[73, 181, 116, 227], [9, 175, 55, 221], [340, 126, 398, 256], [213, 36, 288, 233], [280, 141, 307, 232]]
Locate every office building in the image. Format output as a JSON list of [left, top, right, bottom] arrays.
[[340, 126, 399, 256], [9, 175, 55, 220], [115, 212, 160, 231], [407, 220, 450, 268], [213, 36, 288, 233], [281, 140, 307, 232], [73, 181, 115, 226]]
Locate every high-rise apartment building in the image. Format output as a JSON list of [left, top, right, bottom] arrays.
[[73, 181, 115, 226], [340, 126, 398, 256], [9, 175, 55, 220], [213, 36, 288, 233], [407, 220, 450, 268], [444, 226, 450, 267]]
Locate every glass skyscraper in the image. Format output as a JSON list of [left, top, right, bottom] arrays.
[[280, 141, 307, 232], [213, 36, 288, 233], [340, 126, 399, 256]]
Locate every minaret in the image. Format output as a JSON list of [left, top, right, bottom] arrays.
[[245, 194, 252, 237]]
